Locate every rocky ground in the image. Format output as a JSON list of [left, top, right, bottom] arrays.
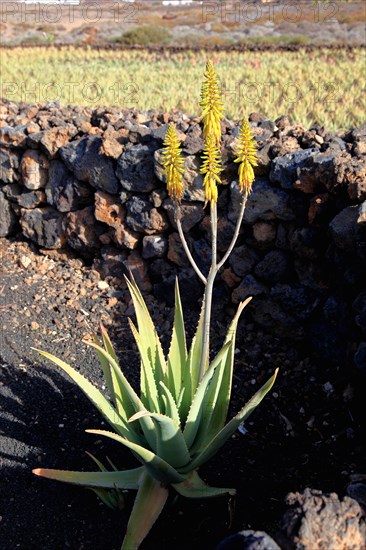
[[1, 0, 365, 47], [1, 235, 365, 549]]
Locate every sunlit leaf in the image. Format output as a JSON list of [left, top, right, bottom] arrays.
[[181, 369, 279, 473], [173, 470, 236, 498], [32, 466, 144, 490], [87, 429, 185, 484], [129, 410, 190, 469], [167, 278, 187, 400], [121, 471, 169, 550]]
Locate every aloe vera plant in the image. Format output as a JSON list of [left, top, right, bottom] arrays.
[[32, 61, 278, 550]]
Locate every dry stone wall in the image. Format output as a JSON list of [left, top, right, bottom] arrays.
[[1, 99, 366, 370]]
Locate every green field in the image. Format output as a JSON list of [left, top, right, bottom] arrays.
[[1, 47, 365, 131]]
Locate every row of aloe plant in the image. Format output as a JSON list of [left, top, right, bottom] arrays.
[[32, 61, 278, 550]]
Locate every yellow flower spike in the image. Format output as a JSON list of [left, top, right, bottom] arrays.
[[161, 123, 185, 202], [200, 135, 222, 204], [234, 117, 258, 195], [199, 60, 224, 145]]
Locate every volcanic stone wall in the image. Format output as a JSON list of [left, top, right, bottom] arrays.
[[0, 99, 365, 369]]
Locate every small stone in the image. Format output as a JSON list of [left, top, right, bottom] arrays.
[[97, 281, 109, 291], [344, 157, 366, 202], [329, 206, 359, 251], [39, 125, 78, 158], [60, 136, 119, 194], [347, 482, 366, 508], [149, 190, 166, 208], [290, 227, 320, 260], [20, 207, 65, 249], [323, 381, 334, 395], [230, 180, 295, 224], [229, 244, 259, 278], [108, 297, 118, 308], [117, 143, 158, 193], [46, 160, 93, 213], [259, 119, 278, 133], [270, 148, 318, 189], [0, 125, 27, 148], [126, 196, 169, 235], [221, 268, 241, 288], [279, 488, 366, 550], [275, 115, 291, 129], [151, 123, 170, 141], [142, 235, 168, 259], [64, 206, 102, 253], [163, 199, 204, 232], [358, 201, 366, 224], [100, 128, 125, 159], [17, 190, 46, 209], [271, 283, 319, 320], [182, 125, 204, 155], [123, 250, 151, 292], [254, 250, 290, 283], [20, 150, 49, 190], [253, 222, 276, 244], [0, 190, 17, 237], [31, 321, 40, 330], [94, 191, 140, 249], [232, 275, 267, 304], [167, 233, 190, 267], [308, 193, 331, 225], [216, 530, 281, 550], [0, 148, 21, 183], [19, 255, 32, 269]]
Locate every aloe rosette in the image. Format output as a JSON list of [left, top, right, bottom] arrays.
[[33, 276, 277, 549]]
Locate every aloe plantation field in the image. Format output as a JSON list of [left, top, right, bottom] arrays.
[[1, 46, 365, 131]]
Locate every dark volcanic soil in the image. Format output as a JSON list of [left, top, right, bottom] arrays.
[[0, 235, 364, 550]]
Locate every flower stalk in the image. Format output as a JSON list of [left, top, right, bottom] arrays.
[[32, 60, 276, 550]]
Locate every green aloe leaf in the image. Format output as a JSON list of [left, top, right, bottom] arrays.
[[85, 451, 126, 510], [121, 471, 169, 550], [183, 342, 232, 449], [84, 341, 157, 451], [125, 274, 167, 387], [32, 466, 144, 489], [128, 318, 160, 413], [89, 487, 124, 511], [173, 470, 236, 498], [92, 332, 115, 405], [167, 278, 187, 401], [87, 429, 185, 484], [180, 369, 278, 474], [90, 334, 142, 443], [85, 451, 108, 472], [32, 349, 140, 444], [159, 381, 181, 427], [190, 299, 251, 454], [129, 411, 190, 469], [99, 322, 127, 415]]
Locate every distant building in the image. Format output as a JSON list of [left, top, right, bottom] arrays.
[[162, 1, 194, 6], [19, 0, 81, 4]]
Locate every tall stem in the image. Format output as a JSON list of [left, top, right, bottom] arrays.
[[198, 201, 218, 382], [217, 194, 248, 271], [176, 206, 207, 285]]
